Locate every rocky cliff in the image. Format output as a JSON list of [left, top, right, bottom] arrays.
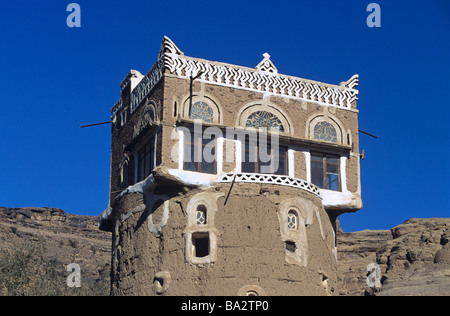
[[1, 206, 448, 296], [337, 218, 450, 296], [0, 207, 111, 295]]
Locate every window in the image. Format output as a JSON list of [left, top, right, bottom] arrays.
[[192, 232, 210, 258], [311, 153, 340, 191], [189, 101, 214, 123], [185, 193, 219, 264], [196, 205, 207, 225], [313, 121, 337, 143], [137, 137, 155, 182], [241, 136, 287, 175], [285, 240, 297, 253], [287, 211, 298, 230], [183, 130, 216, 174], [245, 111, 284, 132]]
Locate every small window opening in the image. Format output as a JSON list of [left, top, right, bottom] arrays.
[[192, 232, 210, 258], [287, 210, 298, 230], [246, 291, 259, 296], [154, 277, 164, 290], [285, 240, 297, 253], [196, 205, 207, 225], [174, 101, 177, 117]]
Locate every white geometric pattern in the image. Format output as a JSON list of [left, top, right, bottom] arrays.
[[217, 172, 321, 198], [112, 36, 359, 119], [162, 36, 359, 109]]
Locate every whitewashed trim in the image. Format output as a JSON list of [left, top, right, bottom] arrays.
[[218, 172, 321, 198], [162, 34, 359, 110], [288, 149, 295, 178], [303, 151, 311, 183], [340, 156, 348, 193], [165, 53, 359, 110], [216, 137, 224, 175], [111, 36, 359, 116], [130, 58, 165, 114]]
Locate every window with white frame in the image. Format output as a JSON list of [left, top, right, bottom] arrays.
[[196, 205, 207, 225], [185, 193, 221, 264], [183, 130, 216, 174], [311, 152, 340, 191], [241, 135, 287, 175], [192, 232, 210, 258], [287, 210, 298, 230]]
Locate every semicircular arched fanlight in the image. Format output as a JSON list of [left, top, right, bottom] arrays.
[[245, 110, 285, 132]]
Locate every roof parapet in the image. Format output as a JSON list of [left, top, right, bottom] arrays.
[[111, 36, 360, 117]]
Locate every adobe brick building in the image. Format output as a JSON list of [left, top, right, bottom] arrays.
[[99, 36, 363, 296]]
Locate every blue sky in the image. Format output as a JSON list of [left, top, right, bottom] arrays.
[[0, 0, 448, 232]]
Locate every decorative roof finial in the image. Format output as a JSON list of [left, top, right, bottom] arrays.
[[158, 36, 184, 60], [255, 52, 278, 74]]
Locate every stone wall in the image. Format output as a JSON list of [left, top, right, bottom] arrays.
[[337, 218, 450, 296], [110, 179, 339, 296]]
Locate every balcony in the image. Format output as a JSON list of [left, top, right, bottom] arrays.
[[217, 172, 321, 198]]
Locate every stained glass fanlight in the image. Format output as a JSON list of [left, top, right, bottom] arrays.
[[189, 101, 214, 123], [313, 121, 337, 143], [245, 111, 284, 132]]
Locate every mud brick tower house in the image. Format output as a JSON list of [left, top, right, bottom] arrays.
[[99, 36, 363, 296]]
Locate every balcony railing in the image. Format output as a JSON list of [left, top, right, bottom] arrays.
[[217, 172, 321, 198]]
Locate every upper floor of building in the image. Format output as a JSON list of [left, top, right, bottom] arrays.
[[107, 36, 363, 215]]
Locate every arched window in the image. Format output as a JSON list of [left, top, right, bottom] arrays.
[[287, 210, 298, 230], [314, 121, 337, 143], [245, 111, 285, 132], [196, 205, 207, 225], [189, 101, 214, 123], [306, 114, 344, 144]]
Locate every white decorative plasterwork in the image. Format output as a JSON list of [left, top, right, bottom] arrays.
[[111, 36, 359, 116], [255, 53, 278, 74], [162, 36, 359, 109], [132, 100, 161, 139], [129, 58, 165, 114], [217, 172, 321, 198], [158, 35, 184, 58]]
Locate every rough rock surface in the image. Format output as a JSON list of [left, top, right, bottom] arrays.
[[337, 218, 450, 296], [0, 207, 111, 284], [337, 228, 392, 296], [1, 206, 448, 296]]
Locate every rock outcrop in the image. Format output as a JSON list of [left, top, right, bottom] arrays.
[[1, 206, 448, 296], [337, 218, 450, 296], [0, 206, 111, 292]]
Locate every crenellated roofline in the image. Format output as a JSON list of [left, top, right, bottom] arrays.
[[111, 36, 359, 118]]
